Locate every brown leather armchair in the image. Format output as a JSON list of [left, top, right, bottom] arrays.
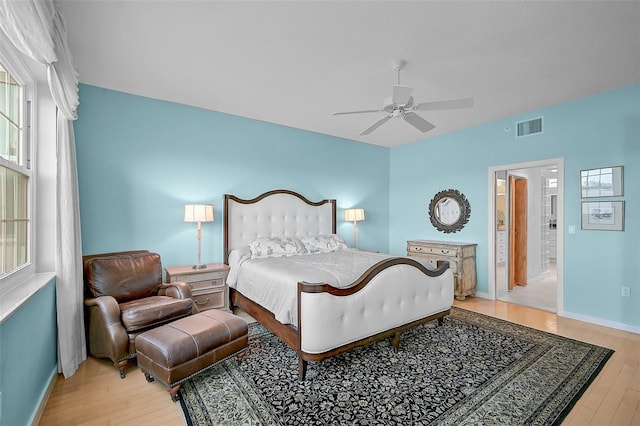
[[83, 250, 193, 378]]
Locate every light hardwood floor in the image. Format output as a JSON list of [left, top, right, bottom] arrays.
[[38, 299, 640, 425]]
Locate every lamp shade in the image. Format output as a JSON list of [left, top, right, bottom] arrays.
[[344, 208, 365, 222], [184, 204, 214, 223]]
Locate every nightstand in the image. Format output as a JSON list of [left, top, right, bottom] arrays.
[[165, 263, 230, 312]]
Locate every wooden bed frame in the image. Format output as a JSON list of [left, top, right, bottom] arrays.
[[224, 189, 453, 380]]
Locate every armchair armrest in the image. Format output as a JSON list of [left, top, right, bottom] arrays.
[[158, 281, 192, 299], [84, 295, 129, 363], [84, 295, 121, 323]]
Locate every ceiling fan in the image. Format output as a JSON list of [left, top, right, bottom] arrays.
[[333, 60, 474, 135]]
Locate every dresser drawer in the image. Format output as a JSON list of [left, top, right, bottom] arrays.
[[407, 245, 460, 258], [191, 288, 226, 311], [412, 255, 459, 274]]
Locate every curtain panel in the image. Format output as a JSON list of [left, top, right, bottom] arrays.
[[0, 0, 84, 378]]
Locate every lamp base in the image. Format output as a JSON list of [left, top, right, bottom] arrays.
[[192, 264, 207, 270]]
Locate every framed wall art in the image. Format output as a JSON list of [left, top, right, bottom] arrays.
[[581, 201, 624, 231], [580, 166, 623, 198]]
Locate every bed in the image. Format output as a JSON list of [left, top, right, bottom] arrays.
[[224, 189, 454, 380]]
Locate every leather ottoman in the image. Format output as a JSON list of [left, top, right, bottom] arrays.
[[135, 309, 248, 400]]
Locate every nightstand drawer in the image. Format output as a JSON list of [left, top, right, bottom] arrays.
[[171, 271, 226, 282], [191, 289, 226, 311], [184, 278, 225, 292]]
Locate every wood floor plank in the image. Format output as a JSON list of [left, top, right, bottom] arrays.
[[609, 388, 640, 425], [562, 403, 596, 426], [39, 357, 184, 425], [591, 363, 636, 423], [38, 299, 639, 425], [632, 405, 640, 425]]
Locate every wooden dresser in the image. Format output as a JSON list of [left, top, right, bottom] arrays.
[[165, 263, 230, 312], [407, 240, 477, 300]]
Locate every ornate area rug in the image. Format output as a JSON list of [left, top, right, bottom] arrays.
[[179, 307, 613, 425]]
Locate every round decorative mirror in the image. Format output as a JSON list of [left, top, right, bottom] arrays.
[[428, 189, 471, 233]]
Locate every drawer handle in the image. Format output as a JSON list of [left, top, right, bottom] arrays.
[[441, 250, 450, 254], [415, 247, 422, 251], [195, 297, 210, 305]]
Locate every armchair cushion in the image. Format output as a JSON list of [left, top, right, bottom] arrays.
[[84, 252, 163, 303], [120, 296, 193, 332]]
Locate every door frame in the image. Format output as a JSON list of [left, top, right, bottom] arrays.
[[487, 158, 565, 315]]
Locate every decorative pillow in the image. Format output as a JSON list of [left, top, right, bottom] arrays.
[[249, 237, 307, 259], [301, 234, 350, 254]]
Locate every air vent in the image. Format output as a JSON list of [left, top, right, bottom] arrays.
[[516, 117, 543, 137]]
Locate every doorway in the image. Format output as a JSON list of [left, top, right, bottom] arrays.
[[488, 159, 564, 314]]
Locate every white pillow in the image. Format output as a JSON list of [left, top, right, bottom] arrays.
[[249, 236, 307, 259], [227, 247, 251, 286], [301, 234, 350, 254]]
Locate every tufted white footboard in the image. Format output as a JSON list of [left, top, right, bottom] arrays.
[[299, 261, 453, 354], [298, 257, 453, 370]]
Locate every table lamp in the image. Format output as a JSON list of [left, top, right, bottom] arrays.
[[344, 208, 365, 249], [184, 204, 214, 269]]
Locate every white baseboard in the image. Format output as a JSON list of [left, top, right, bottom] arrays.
[[31, 366, 58, 426], [472, 293, 639, 335], [559, 310, 640, 335]]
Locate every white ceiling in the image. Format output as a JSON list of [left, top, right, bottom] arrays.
[[58, 1, 640, 148]]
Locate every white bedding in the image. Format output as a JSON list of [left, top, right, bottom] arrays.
[[228, 249, 404, 326]]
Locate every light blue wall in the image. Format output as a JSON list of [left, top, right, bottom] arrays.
[[74, 85, 390, 267], [74, 83, 638, 329], [390, 84, 639, 327], [0, 279, 57, 426]]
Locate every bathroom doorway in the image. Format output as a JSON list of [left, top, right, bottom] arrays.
[[489, 158, 564, 313]]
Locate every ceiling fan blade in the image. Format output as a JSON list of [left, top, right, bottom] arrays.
[[360, 115, 392, 135], [402, 112, 435, 133], [392, 85, 413, 105], [333, 109, 383, 116], [414, 97, 474, 111]]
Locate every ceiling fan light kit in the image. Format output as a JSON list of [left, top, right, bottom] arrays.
[[333, 60, 474, 136]]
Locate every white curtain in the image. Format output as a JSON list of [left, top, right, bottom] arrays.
[[55, 115, 84, 377], [0, 0, 85, 377]]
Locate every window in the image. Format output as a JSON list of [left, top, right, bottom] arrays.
[[0, 55, 33, 280]]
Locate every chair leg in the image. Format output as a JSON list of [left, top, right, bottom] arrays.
[[115, 359, 128, 379]]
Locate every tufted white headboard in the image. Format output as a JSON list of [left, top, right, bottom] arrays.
[[224, 190, 336, 263]]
